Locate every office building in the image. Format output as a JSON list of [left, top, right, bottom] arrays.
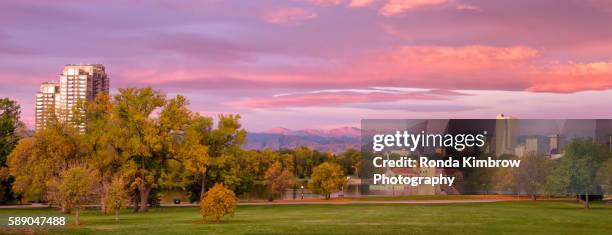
[[495, 114, 517, 156]]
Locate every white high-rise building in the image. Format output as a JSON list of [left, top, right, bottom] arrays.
[[35, 64, 109, 130], [35, 82, 61, 130]]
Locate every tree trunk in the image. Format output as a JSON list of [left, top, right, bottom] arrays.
[[200, 171, 207, 199], [531, 194, 536, 200], [133, 195, 139, 212], [101, 202, 106, 215], [138, 183, 151, 212], [115, 209, 119, 221], [61, 204, 71, 214], [75, 206, 80, 225], [584, 191, 590, 209]]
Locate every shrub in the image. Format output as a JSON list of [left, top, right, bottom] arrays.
[[200, 183, 237, 223]]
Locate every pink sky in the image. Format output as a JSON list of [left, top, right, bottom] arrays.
[[1, 0, 612, 131]]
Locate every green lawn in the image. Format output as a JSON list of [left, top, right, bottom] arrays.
[[1, 201, 611, 234]]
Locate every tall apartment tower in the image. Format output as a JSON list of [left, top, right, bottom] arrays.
[[35, 64, 109, 130], [58, 64, 109, 129], [495, 114, 517, 157], [35, 82, 61, 130]]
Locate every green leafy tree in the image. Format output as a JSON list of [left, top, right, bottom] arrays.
[[115, 89, 210, 212], [56, 165, 99, 225], [0, 98, 23, 204], [337, 149, 361, 176], [234, 149, 261, 199], [264, 161, 294, 201], [198, 115, 246, 197], [113, 87, 166, 212], [516, 152, 549, 200], [597, 158, 612, 196], [83, 93, 126, 213], [308, 162, 345, 199], [179, 115, 211, 199], [200, 183, 237, 223], [547, 139, 610, 209]]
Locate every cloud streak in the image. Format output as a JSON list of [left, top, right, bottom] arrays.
[[229, 88, 467, 108]]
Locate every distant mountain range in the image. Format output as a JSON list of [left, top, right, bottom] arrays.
[[244, 127, 360, 153]]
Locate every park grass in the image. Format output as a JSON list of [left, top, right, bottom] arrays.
[[351, 194, 494, 201], [1, 201, 611, 234]]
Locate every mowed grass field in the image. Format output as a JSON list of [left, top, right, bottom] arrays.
[[1, 201, 611, 234]]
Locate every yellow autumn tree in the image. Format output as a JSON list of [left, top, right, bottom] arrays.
[[58, 165, 100, 225], [103, 177, 129, 222], [308, 162, 345, 199], [200, 183, 237, 223]]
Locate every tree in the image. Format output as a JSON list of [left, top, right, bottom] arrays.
[[516, 152, 548, 200], [179, 114, 211, 200], [597, 158, 612, 196], [200, 183, 237, 223], [198, 115, 246, 197], [57, 165, 99, 225], [548, 139, 610, 209], [0, 98, 27, 204], [337, 149, 361, 176], [8, 121, 80, 203], [0, 98, 23, 204], [113, 87, 166, 212], [83, 93, 125, 213], [264, 161, 294, 201], [308, 162, 345, 199], [103, 177, 129, 221], [463, 152, 496, 194], [492, 154, 520, 195]]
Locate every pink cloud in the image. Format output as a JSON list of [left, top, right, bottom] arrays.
[[262, 7, 317, 25], [379, 0, 449, 16], [113, 44, 612, 95], [228, 89, 465, 108], [348, 0, 378, 7], [305, 0, 344, 6], [456, 4, 481, 11], [529, 62, 612, 93]]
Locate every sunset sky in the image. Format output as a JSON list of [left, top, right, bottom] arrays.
[[1, 0, 612, 131]]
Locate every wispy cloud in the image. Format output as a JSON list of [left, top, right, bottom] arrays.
[[262, 7, 317, 25], [228, 88, 467, 108], [379, 0, 449, 16]]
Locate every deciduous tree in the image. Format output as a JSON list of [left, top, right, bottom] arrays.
[[308, 162, 345, 199], [264, 161, 294, 201], [516, 152, 549, 200], [547, 139, 610, 209], [114, 87, 166, 212], [56, 165, 99, 225], [103, 177, 129, 221], [0, 98, 23, 204]]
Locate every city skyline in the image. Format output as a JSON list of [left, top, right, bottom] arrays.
[[2, 0, 612, 131]]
